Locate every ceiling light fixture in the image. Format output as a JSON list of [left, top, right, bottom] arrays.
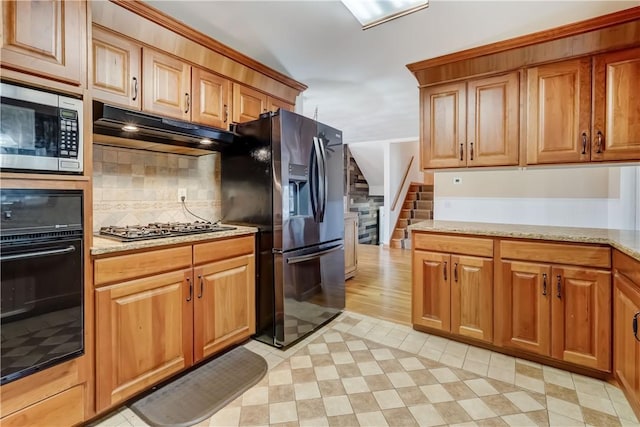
[[122, 124, 139, 132], [341, 0, 428, 30]]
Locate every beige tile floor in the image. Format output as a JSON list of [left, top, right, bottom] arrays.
[[92, 311, 640, 427]]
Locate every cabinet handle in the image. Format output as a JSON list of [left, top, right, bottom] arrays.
[[185, 93, 190, 114], [186, 276, 193, 302], [469, 142, 474, 161], [443, 261, 448, 281], [224, 104, 228, 123], [454, 263, 458, 282], [132, 77, 138, 101], [595, 130, 603, 154], [459, 143, 464, 161], [633, 312, 640, 342], [197, 274, 204, 299], [542, 273, 547, 296], [556, 274, 562, 299], [581, 132, 587, 155]]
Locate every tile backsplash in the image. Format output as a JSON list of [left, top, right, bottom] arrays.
[[92, 145, 221, 231]]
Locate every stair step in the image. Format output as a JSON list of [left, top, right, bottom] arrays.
[[415, 200, 433, 210], [412, 210, 433, 219], [390, 238, 403, 248], [417, 192, 434, 200], [406, 192, 418, 201], [397, 218, 409, 228], [400, 209, 411, 219], [392, 228, 406, 239], [403, 201, 414, 210], [408, 218, 428, 225]]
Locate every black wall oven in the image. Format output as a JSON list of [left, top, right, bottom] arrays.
[[1, 189, 84, 385]]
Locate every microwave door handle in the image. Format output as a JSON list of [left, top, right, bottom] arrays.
[[317, 137, 328, 222], [287, 244, 344, 264], [1, 245, 76, 262]]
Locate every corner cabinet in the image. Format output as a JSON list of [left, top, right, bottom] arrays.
[[232, 83, 294, 123], [613, 250, 640, 417], [412, 233, 494, 343], [420, 72, 519, 169], [0, 0, 86, 86], [93, 235, 255, 412], [496, 240, 612, 372]]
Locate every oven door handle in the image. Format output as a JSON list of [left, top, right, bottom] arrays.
[[1, 245, 76, 262], [287, 244, 343, 264]]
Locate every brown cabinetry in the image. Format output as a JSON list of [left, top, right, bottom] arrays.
[[345, 212, 358, 279], [420, 72, 519, 169], [0, 0, 86, 86], [1, 384, 85, 427], [496, 240, 611, 371], [613, 250, 640, 418], [192, 68, 230, 129], [232, 83, 294, 123], [412, 233, 493, 343], [527, 48, 640, 164], [142, 47, 192, 121], [94, 236, 255, 412]]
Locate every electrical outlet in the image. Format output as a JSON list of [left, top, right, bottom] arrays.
[[178, 188, 187, 202]]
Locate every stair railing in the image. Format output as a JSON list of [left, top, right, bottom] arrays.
[[390, 156, 415, 211]]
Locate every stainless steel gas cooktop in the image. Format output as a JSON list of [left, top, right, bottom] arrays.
[[98, 221, 236, 242]]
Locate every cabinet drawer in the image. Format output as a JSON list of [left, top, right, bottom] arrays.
[[614, 250, 640, 286], [1, 384, 84, 427], [94, 246, 192, 286], [500, 240, 610, 268], [194, 236, 254, 265], [413, 233, 493, 257]]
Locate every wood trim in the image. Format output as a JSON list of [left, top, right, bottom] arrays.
[[614, 249, 640, 285], [109, 0, 307, 92], [407, 6, 640, 72], [500, 240, 611, 268], [413, 233, 494, 257], [391, 156, 414, 211]]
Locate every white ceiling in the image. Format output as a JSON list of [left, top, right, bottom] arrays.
[[145, 0, 638, 144]]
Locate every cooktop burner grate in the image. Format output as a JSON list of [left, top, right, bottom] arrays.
[[98, 221, 236, 242]]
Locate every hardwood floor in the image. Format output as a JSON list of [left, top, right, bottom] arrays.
[[345, 243, 412, 325]]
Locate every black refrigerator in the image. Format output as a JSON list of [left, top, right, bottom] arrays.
[[222, 110, 345, 348]]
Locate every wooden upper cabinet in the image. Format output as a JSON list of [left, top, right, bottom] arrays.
[[421, 82, 466, 169], [526, 59, 592, 164], [233, 83, 267, 123], [551, 266, 611, 371], [191, 68, 231, 129], [497, 261, 551, 356], [269, 96, 294, 114], [412, 251, 451, 332], [450, 255, 493, 343], [91, 26, 142, 109], [0, 0, 86, 86], [592, 48, 640, 162], [143, 48, 191, 121], [466, 73, 519, 167]]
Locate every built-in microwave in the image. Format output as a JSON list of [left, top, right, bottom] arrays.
[[0, 82, 83, 173]]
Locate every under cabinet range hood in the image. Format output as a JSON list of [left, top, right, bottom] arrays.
[[92, 101, 235, 155]]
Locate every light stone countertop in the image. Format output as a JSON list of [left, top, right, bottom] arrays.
[[408, 220, 640, 262], [91, 225, 258, 256]]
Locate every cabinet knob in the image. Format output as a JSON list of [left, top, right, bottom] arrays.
[[453, 263, 458, 282], [224, 104, 228, 123], [459, 143, 464, 161], [198, 274, 204, 299], [443, 261, 448, 281], [542, 273, 547, 296], [633, 312, 640, 342], [132, 77, 138, 101], [186, 276, 193, 302], [594, 131, 603, 154], [581, 132, 588, 155], [469, 142, 474, 161], [185, 93, 191, 114]]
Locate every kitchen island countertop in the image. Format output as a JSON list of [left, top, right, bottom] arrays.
[[91, 225, 258, 256], [408, 220, 640, 262]]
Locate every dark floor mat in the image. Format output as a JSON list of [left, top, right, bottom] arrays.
[[129, 346, 267, 427]]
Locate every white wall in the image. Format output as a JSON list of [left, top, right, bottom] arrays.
[[348, 142, 385, 195], [434, 165, 640, 230]]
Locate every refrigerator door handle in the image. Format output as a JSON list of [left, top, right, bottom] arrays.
[[311, 137, 324, 222], [287, 244, 344, 264], [317, 137, 328, 222]]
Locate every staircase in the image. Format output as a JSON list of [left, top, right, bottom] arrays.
[[390, 183, 434, 249]]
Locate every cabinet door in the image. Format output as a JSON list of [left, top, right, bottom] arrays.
[[497, 261, 551, 356], [526, 59, 591, 164], [193, 254, 255, 362], [467, 72, 519, 167], [614, 271, 640, 406], [142, 48, 191, 120], [92, 26, 142, 109], [95, 270, 193, 411], [0, 0, 85, 85], [592, 48, 640, 162], [450, 255, 493, 342], [268, 96, 294, 113], [191, 68, 230, 129], [551, 266, 611, 371], [232, 84, 267, 123], [344, 214, 358, 279], [420, 82, 466, 169], [412, 251, 450, 331]]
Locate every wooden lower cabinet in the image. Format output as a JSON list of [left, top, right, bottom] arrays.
[[497, 240, 611, 372], [613, 250, 640, 417], [94, 236, 255, 412], [1, 384, 85, 427], [344, 212, 358, 279], [412, 233, 493, 343]]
